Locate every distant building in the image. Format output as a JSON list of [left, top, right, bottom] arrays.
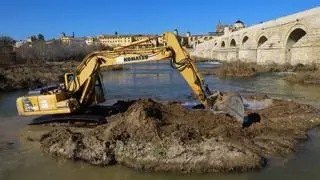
[[97, 34, 162, 48], [14, 40, 28, 48], [26, 37, 33, 43], [233, 20, 245, 30], [132, 35, 162, 48], [97, 35, 133, 47], [61, 37, 86, 46], [216, 21, 227, 35], [215, 20, 246, 36], [85, 37, 98, 46], [183, 21, 246, 48], [185, 32, 217, 48], [60, 32, 86, 46]]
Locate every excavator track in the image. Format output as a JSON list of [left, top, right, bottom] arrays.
[[28, 102, 134, 125], [29, 114, 107, 125]]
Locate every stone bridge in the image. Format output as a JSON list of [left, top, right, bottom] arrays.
[[191, 7, 320, 65]]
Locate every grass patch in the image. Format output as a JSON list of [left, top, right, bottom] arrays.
[[283, 70, 320, 85], [201, 60, 320, 85], [214, 61, 262, 78], [208, 60, 319, 78]]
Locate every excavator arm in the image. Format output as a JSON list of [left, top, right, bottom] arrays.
[[16, 32, 245, 123], [64, 32, 211, 106]]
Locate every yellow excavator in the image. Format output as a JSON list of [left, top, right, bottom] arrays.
[[16, 32, 245, 124]]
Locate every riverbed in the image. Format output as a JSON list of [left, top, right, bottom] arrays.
[[1, 61, 320, 179]]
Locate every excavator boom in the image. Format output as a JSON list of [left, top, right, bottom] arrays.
[[16, 32, 245, 123]]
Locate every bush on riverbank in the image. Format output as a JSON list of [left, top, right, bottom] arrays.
[[202, 60, 320, 84], [0, 62, 79, 91], [284, 70, 320, 84], [0, 40, 115, 91], [214, 61, 262, 78], [15, 41, 108, 64]]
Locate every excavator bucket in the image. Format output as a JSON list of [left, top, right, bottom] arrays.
[[210, 92, 245, 124]]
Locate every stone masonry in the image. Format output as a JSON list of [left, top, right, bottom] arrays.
[[191, 7, 320, 65]]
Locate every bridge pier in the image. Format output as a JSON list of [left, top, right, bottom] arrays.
[[215, 50, 228, 61], [257, 48, 286, 64], [227, 49, 238, 62], [289, 34, 320, 65], [239, 49, 256, 62]]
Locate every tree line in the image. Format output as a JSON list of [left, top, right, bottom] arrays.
[[0, 34, 111, 65]]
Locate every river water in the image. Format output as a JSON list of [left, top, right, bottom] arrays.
[[1, 61, 320, 180]]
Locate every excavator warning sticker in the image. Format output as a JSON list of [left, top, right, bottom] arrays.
[[39, 100, 49, 109], [116, 55, 149, 64]]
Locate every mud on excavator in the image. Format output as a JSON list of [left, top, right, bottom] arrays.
[[16, 32, 245, 124]]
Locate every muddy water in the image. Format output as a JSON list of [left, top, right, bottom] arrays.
[[1, 61, 320, 180]]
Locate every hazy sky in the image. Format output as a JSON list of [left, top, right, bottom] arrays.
[[1, 0, 319, 40]]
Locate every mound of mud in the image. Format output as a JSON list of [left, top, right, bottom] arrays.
[[40, 128, 115, 165], [22, 97, 320, 173]]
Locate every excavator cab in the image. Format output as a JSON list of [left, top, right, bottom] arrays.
[[64, 73, 75, 87], [64, 71, 105, 105], [92, 74, 105, 104]]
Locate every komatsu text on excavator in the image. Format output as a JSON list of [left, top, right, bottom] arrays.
[[16, 32, 245, 124]]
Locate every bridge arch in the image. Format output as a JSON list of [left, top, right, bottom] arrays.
[[257, 35, 268, 48], [285, 25, 307, 63], [242, 36, 249, 46], [230, 39, 236, 47], [221, 41, 226, 48], [214, 41, 218, 46]]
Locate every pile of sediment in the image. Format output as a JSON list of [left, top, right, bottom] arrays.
[[21, 97, 320, 173]]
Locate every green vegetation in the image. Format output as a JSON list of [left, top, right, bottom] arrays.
[[0, 35, 112, 65]]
